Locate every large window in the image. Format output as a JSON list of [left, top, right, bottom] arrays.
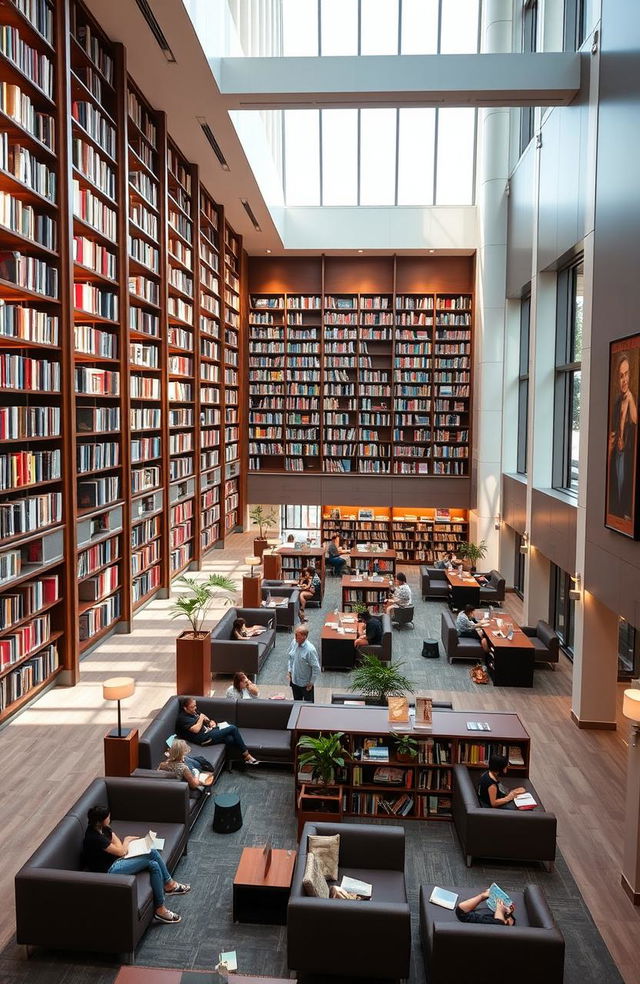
[[514, 533, 526, 598], [517, 292, 530, 475], [564, 0, 589, 50], [281, 504, 321, 540], [519, 1, 538, 154], [553, 259, 583, 493], [549, 563, 575, 657]]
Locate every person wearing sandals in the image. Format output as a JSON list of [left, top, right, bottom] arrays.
[[297, 566, 321, 620], [176, 696, 260, 764], [158, 738, 214, 788], [83, 805, 189, 924]]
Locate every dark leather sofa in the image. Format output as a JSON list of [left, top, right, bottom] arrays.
[[421, 565, 449, 601], [260, 585, 300, 631], [363, 612, 393, 662], [288, 821, 411, 982], [15, 777, 189, 960], [441, 609, 485, 662], [522, 619, 560, 667], [263, 576, 323, 608], [210, 606, 276, 678], [420, 882, 565, 984], [137, 695, 296, 772], [452, 765, 557, 870], [478, 568, 506, 605]]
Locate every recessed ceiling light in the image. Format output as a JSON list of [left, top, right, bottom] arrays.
[[428, 249, 436, 254], [265, 249, 272, 254], [357, 249, 364, 254]]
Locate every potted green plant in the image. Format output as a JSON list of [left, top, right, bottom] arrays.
[[249, 505, 279, 559], [350, 654, 414, 707], [394, 734, 418, 763], [351, 602, 368, 616], [297, 731, 348, 784], [457, 539, 488, 573], [170, 573, 236, 694]]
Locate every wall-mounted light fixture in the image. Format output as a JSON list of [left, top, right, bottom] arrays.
[[519, 531, 529, 554], [569, 572, 582, 602], [623, 689, 640, 746], [494, 514, 501, 531]]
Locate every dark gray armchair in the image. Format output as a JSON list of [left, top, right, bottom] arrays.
[[362, 612, 393, 662], [522, 620, 560, 667], [210, 607, 276, 678], [260, 585, 300, 631], [288, 821, 411, 982], [441, 609, 485, 663], [421, 565, 449, 601], [478, 569, 506, 605]]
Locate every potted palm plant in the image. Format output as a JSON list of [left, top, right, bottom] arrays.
[[297, 731, 349, 784], [170, 573, 236, 695], [457, 539, 488, 573], [249, 505, 279, 559], [350, 654, 414, 707]]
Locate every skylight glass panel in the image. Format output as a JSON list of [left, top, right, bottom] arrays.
[[397, 108, 435, 205], [320, 0, 358, 55], [282, 0, 319, 56], [435, 108, 476, 205], [322, 109, 358, 205], [284, 110, 320, 205], [360, 0, 399, 55], [400, 0, 438, 54], [360, 109, 396, 206], [440, 0, 480, 54]]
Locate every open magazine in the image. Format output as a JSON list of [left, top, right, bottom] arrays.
[[125, 830, 165, 858]]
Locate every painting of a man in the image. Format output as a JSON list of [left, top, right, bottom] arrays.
[[606, 337, 640, 536]]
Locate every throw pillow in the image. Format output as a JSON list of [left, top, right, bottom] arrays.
[[302, 852, 329, 898], [308, 833, 340, 881]]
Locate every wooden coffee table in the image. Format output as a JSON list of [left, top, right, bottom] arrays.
[[115, 970, 294, 984], [446, 570, 481, 610], [321, 611, 359, 670], [233, 845, 296, 924], [481, 616, 535, 687]]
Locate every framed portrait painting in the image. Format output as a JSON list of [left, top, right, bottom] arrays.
[[605, 334, 640, 537]]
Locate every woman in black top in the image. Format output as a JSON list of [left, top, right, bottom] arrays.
[[354, 610, 383, 650], [477, 753, 525, 809], [83, 805, 189, 924]]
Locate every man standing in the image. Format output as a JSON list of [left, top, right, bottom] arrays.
[[608, 352, 638, 521], [287, 623, 320, 702]]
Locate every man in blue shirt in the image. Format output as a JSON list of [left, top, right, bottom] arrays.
[[287, 623, 320, 702]]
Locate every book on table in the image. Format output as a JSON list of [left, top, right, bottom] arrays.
[[486, 883, 512, 912], [340, 875, 372, 898], [514, 792, 537, 809], [429, 886, 458, 909]]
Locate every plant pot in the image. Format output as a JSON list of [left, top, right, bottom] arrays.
[[176, 630, 211, 696], [396, 752, 416, 764], [254, 537, 269, 559]]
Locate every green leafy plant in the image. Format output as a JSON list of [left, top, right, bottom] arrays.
[[249, 505, 279, 539], [457, 540, 488, 570], [351, 602, 368, 615], [297, 732, 348, 784], [394, 734, 418, 758], [169, 574, 236, 636], [350, 654, 414, 706]]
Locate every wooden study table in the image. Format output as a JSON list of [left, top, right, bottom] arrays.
[[341, 574, 394, 613], [481, 616, 536, 687], [446, 569, 481, 610], [320, 611, 359, 670], [350, 548, 396, 576]]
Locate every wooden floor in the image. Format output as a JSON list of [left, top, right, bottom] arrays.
[[0, 532, 638, 981]]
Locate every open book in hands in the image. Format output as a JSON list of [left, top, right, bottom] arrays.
[[125, 830, 165, 858]]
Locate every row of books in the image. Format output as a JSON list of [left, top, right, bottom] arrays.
[[0, 449, 61, 489], [0, 191, 56, 249], [0, 137, 56, 201], [0, 405, 60, 440], [78, 591, 121, 642], [72, 137, 115, 199], [0, 82, 55, 149], [0, 573, 59, 632], [78, 535, 119, 579], [131, 515, 160, 549], [0, 491, 62, 540], [0, 643, 59, 712]]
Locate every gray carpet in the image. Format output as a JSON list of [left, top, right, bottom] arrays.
[[0, 570, 622, 983]]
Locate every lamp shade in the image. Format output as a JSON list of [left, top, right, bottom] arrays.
[[245, 556, 260, 567], [623, 689, 640, 724], [103, 677, 135, 702]]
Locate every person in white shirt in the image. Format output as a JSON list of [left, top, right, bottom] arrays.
[[455, 604, 490, 653], [385, 572, 412, 615], [287, 623, 320, 702], [226, 671, 259, 700]]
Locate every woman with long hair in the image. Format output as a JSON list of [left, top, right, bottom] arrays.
[[158, 738, 214, 788]]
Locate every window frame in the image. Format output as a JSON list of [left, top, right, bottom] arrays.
[[281, 504, 321, 535], [517, 291, 531, 475], [514, 532, 526, 599], [563, 0, 588, 51], [552, 258, 583, 494], [549, 563, 575, 658], [519, 0, 538, 154]]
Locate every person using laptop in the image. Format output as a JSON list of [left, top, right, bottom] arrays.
[[455, 604, 490, 653], [232, 616, 266, 639]]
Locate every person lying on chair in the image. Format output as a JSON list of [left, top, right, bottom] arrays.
[[176, 696, 259, 764], [456, 888, 516, 926]]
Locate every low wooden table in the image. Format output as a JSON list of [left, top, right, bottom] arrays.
[[115, 969, 294, 984], [446, 570, 481, 610], [233, 846, 297, 924], [481, 617, 535, 687], [320, 611, 359, 670]]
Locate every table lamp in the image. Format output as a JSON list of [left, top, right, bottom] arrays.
[[623, 689, 640, 746], [103, 677, 135, 738], [245, 556, 260, 577]]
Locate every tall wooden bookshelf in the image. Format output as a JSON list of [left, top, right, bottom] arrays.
[[0, 0, 246, 725], [321, 507, 469, 565]]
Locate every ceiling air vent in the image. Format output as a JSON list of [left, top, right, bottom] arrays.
[[135, 0, 176, 62], [241, 199, 261, 232], [197, 118, 230, 171]]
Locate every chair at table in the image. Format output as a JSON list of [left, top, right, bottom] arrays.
[[391, 605, 414, 629], [521, 620, 560, 668]]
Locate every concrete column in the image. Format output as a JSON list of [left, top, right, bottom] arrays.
[[571, 588, 618, 727], [474, 0, 512, 570]]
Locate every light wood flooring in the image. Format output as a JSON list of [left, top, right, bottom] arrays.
[[0, 531, 638, 981]]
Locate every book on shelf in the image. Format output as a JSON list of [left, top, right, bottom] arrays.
[[508, 745, 525, 766]]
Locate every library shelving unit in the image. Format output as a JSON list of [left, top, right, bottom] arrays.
[[166, 140, 197, 578], [0, 0, 68, 719], [323, 293, 358, 473], [394, 292, 433, 474], [358, 293, 393, 473], [222, 220, 241, 534], [198, 185, 223, 555], [70, 0, 127, 651], [126, 80, 165, 611], [321, 507, 468, 565], [341, 576, 392, 614], [290, 705, 530, 822], [321, 507, 391, 550], [432, 294, 471, 476], [287, 292, 322, 472], [248, 293, 285, 470]]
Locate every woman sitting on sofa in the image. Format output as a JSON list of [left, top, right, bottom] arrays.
[[232, 616, 266, 639], [478, 753, 525, 810], [83, 805, 190, 924], [226, 671, 259, 699], [158, 738, 214, 788], [297, 566, 321, 619]]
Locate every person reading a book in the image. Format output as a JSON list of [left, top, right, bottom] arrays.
[[158, 738, 214, 788], [355, 609, 383, 649], [176, 697, 259, 764], [456, 888, 516, 926], [455, 604, 490, 653], [83, 805, 189, 924], [478, 753, 525, 809], [384, 572, 412, 615], [232, 616, 265, 639], [226, 671, 259, 699], [297, 566, 321, 618], [435, 551, 457, 570]]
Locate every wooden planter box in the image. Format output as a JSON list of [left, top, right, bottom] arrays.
[[254, 537, 269, 559], [176, 630, 211, 696]]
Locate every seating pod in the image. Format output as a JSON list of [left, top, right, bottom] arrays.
[[15, 777, 190, 961], [260, 585, 301, 631], [522, 619, 560, 667], [419, 883, 564, 984], [440, 610, 485, 662], [210, 607, 276, 677], [478, 568, 506, 605], [451, 765, 557, 870], [421, 566, 450, 601], [288, 821, 411, 982]]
